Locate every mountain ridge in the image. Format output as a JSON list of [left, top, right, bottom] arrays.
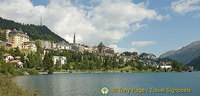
[[0, 17, 68, 43], [159, 40, 200, 64]]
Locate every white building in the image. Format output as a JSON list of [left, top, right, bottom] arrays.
[[56, 41, 71, 50], [4, 53, 14, 62], [157, 65, 172, 69], [41, 40, 53, 49], [53, 56, 67, 65]]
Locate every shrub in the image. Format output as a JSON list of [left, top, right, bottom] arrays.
[[0, 73, 39, 96], [69, 70, 72, 73], [14, 69, 25, 76], [48, 67, 55, 74], [27, 68, 39, 75]]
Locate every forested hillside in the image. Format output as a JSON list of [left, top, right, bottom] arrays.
[[0, 17, 68, 43]]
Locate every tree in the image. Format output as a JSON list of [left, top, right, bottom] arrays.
[[171, 61, 186, 72], [119, 58, 124, 68], [95, 57, 101, 69], [103, 56, 109, 70], [0, 30, 6, 41], [27, 52, 42, 69], [55, 59, 61, 71], [136, 61, 144, 71], [42, 52, 54, 74], [111, 57, 117, 69], [35, 40, 43, 54], [74, 59, 79, 70], [8, 48, 14, 56], [14, 47, 21, 57], [0, 46, 6, 53], [62, 61, 70, 71]]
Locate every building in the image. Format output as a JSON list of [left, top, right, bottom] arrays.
[[3, 53, 23, 68], [103, 47, 114, 57], [71, 44, 79, 51], [71, 44, 88, 52], [41, 40, 54, 49], [187, 66, 194, 71], [6, 29, 11, 41], [157, 65, 172, 69], [10, 60, 23, 68], [0, 40, 12, 49], [92, 46, 98, 53], [56, 41, 71, 50], [53, 56, 67, 65], [98, 42, 106, 54], [22, 41, 37, 52], [84, 46, 93, 53], [4, 53, 14, 62], [8, 28, 29, 49], [97, 42, 114, 57]]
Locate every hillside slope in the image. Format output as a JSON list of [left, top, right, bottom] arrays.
[[187, 56, 200, 70], [0, 17, 67, 43], [160, 41, 200, 64], [159, 50, 176, 58]]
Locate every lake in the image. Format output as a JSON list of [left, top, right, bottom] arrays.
[[13, 72, 200, 96]]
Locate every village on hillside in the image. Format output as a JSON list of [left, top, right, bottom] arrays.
[[0, 28, 189, 73]]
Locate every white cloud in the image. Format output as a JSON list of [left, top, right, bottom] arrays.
[[0, 0, 163, 46], [131, 41, 156, 47], [131, 23, 148, 31], [109, 44, 138, 53], [171, 0, 200, 14]]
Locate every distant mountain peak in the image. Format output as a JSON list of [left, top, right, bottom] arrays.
[[160, 40, 200, 64]]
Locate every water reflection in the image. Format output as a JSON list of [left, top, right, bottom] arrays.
[[13, 72, 200, 96]]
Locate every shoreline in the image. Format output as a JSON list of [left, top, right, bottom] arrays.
[[38, 70, 188, 75]]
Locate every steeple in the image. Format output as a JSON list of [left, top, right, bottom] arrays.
[[40, 16, 42, 26], [73, 32, 75, 44]]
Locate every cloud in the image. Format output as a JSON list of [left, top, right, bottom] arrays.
[[131, 41, 156, 47], [131, 23, 148, 31], [171, 0, 200, 14], [109, 44, 138, 53], [0, 0, 163, 46]]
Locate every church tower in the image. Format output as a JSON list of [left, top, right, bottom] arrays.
[[40, 16, 42, 26], [73, 32, 75, 44]]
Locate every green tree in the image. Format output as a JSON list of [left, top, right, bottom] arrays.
[[42, 52, 54, 74], [55, 59, 61, 71], [8, 48, 14, 56], [136, 61, 144, 71], [62, 61, 70, 71], [35, 40, 43, 54], [0, 46, 6, 53], [14, 47, 21, 57], [0, 30, 6, 41]]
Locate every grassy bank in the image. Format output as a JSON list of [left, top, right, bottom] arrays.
[[0, 73, 38, 96], [39, 66, 177, 74]]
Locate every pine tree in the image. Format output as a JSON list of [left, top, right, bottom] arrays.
[[42, 52, 54, 74]]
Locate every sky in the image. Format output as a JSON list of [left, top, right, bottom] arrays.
[[0, 0, 200, 57]]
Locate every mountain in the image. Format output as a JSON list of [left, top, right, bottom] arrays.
[[187, 56, 200, 70], [159, 40, 200, 64], [0, 17, 68, 43], [159, 50, 176, 58]]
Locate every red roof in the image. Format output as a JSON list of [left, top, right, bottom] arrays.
[[10, 60, 21, 63]]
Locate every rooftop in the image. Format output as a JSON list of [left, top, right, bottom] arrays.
[[98, 42, 105, 47]]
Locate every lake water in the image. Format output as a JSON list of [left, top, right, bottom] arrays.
[[13, 72, 200, 96]]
